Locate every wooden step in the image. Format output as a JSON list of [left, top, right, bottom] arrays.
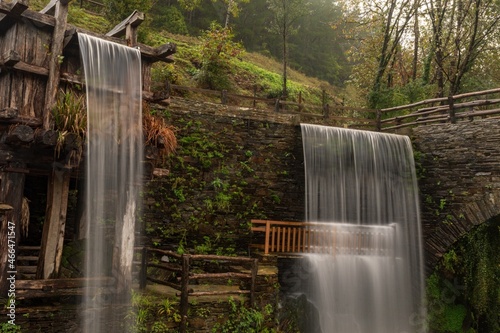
[[17, 256, 39, 261], [18, 266, 37, 274], [17, 246, 41, 251]]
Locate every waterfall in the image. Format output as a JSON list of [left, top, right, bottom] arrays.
[[299, 124, 426, 333], [78, 33, 143, 333]]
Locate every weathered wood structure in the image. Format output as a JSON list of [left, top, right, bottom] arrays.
[[0, 0, 175, 294]]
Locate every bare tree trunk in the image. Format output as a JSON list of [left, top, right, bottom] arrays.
[[412, 0, 420, 81]]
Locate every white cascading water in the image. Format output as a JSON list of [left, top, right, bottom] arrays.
[[300, 124, 426, 333], [78, 33, 143, 333]]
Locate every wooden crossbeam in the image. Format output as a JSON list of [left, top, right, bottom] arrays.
[[106, 10, 144, 38]]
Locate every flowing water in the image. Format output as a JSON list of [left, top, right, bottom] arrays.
[[299, 124, 426, 333], [78, 33, 143, 333]]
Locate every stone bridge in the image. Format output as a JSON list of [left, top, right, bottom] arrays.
[[412, 119, 500, 270]]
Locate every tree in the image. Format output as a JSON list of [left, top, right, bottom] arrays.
[[369, 0, 416, 107], [266, 0, 308, 99], [196, 22, 244, 90], [221, 0, 251, 28], [424, 0, 500, 96]]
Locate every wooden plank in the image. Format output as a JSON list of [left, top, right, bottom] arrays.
[[16, 277, 115, 289], [189, 290, 250, 297], [17, 255, 38, 261], [147, 262, 182, 273], [17, 266, 37, 274], [190, 272, 251, 280]]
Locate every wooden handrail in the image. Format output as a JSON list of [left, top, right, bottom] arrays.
[[380, 88, 500, 131]]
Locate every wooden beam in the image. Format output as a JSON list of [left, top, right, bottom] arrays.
[[43, 0, 71, 130], [0, 50, 20, 67], [0, 108, 18, 120], [154, 42, 177, 59], [0, 0, 28, 32], [21, 8, 56, 28], [2, 125, 34, 145], [37, 166, 71, 279]]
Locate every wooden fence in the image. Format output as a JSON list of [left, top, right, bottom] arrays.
[[379, 88, 500, 131], [168, 84, 500, 132], [250, 219, 396, 256], [136, 247, 259, 333], [168, 84, 377, 128]]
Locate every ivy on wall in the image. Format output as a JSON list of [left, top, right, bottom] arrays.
[[142, 111, 300, 256], [427, 216, 500, 332]]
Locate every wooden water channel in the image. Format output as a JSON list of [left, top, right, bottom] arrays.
[[251, 219, 396, 256]]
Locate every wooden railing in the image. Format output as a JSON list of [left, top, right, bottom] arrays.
[[380, 88, 500, 131], [136, 247, 259, 333], [251, 219, 396, 256]]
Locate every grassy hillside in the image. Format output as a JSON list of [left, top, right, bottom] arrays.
[[32, 0, 342, 109]]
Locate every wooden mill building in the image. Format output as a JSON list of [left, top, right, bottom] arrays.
[[0, 0, 175, 295]]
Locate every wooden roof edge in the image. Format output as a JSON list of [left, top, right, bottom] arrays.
[[40, 0, 72, 16], [65, 26, 176, 63], [105, 10, 144, 38]]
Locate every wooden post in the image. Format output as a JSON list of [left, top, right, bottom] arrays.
[[0, 166, 25, 294], [179, 254, 190, 333], [264, 221, 270, 254], [323, 104, 330, 119], [139, 247, 148, 290], [298, 91, 303, 112], [376, 109, 382, 131], [221, 89, 228, 104], [448, 95, 456, 124], [250, 258, 258, 308], [253, 85, 257, 108], [37, 164, 71, 279], [43, 0, 72, 130]]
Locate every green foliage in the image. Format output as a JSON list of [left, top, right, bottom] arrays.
[[67, 3, 109, 34], [212, 297, 276, 333], [195, 22, 244, 90], [0, 323, 21, 333], [150, 5, 188, 34], [52, 89, 86, 158], [128, 291, 180, 332], [102, 0, 153, 25], [428, 217, 500, 332]]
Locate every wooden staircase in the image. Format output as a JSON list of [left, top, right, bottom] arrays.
[[17, 245, 40, 279]]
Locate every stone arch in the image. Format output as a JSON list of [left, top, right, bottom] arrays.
[[411, 119, 500, 271], [423, 193, 500, 270]]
